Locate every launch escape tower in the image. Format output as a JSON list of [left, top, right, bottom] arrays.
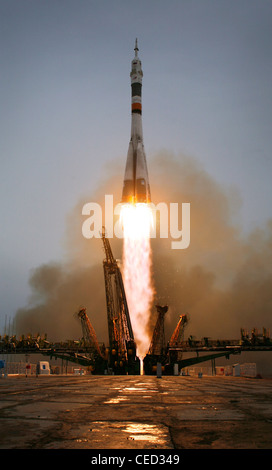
[[101, 228, 139, 374]]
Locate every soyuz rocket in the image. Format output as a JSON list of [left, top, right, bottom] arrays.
[[121, 39, 151, 204]]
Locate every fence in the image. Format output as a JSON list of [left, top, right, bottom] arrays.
[[183, 363, 257, 377]]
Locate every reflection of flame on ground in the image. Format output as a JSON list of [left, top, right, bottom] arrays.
[[123, 423, 169, 445], [120, 203, 154, 360], [91, 420, 172, 447]]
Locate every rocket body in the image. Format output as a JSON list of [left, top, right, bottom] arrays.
[[122, 40, 151, 204]]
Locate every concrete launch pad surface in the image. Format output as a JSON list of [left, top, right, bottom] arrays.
[[0, 375, 272, 449]]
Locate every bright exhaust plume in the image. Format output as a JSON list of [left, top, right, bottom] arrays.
[[120, 203, 154, 359]]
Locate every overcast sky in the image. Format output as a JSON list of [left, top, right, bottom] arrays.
[[1, 0, 272, 332]]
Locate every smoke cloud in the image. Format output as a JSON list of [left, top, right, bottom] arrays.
[[15, 152, 272, 362], [149, 153, 272, 342]]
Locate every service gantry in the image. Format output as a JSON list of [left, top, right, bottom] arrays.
[[101, 227, 138, 373], [77, 307, 105, 359], [169, 314, 188, 347], [148, 305, 168, 356]]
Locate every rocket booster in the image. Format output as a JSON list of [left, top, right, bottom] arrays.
[[121, 39, 151, 204]]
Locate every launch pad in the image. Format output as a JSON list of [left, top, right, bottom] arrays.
[[1, 231, 272, 376]]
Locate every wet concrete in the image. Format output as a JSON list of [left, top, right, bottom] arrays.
[[0, 375, 272, 449]]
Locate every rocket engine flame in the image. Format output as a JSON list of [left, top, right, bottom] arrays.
[[120, 203, 154, 359]]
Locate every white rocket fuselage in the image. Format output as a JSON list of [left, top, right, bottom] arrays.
[[122, 40, 151, 204]]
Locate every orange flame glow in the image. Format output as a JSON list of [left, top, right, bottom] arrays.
[[120, 203, 154, 359]]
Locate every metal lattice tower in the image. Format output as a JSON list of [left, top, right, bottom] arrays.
[[77, 307, 104, 358], [148, 305, 168, 356], [169, 314, 188, 347], [101, 228, 134, 355]]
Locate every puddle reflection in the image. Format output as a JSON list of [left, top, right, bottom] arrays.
[[123, 423, 169, 445], [104, 397, 128, 404]]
